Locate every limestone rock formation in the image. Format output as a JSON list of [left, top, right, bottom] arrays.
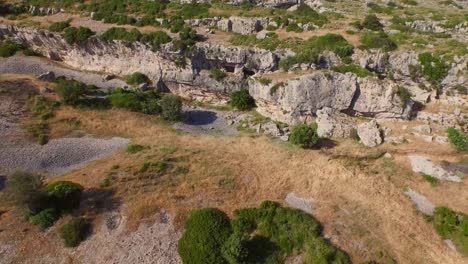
[[408, 155, 462, 182], [357, 120, 383, 147], [316, 107, 355, 138]]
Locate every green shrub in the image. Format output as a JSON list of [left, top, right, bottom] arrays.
[[4, 171, 43, 207], [179, 27, 198, 47], [362, 14, 384, 31], [285, 23, 303, 33], [27, 122, 49, 145], [433, 207, 468, 255], [107, 89, 161, 114], [257, 77, 272, 86], [395, 86, 411, 106], [54, 79, 87, 105], [418, 53, 449, 83], [209, 68, 227, 81], [290, 123, 319, 148], [330, 64, 372, 77], [31, 96, 57, 120], [222, 232, 250, 264], [447, 127, 467, 151], [453, 85, 467, 95], [230, 89, 255, 111], [269, 82, 284, 96], [23, 48, 40, 56], [127, 144, 145, 153], [360, 31, 397, 51], [292, 4, 328, 26], [101, 27, 142, 42], [160, 94, 182, 121], [41, 181, 83, 212], [350, 128, 360, 141], [48, 19, 71, 32], [126, 72, 149, 85], [63, 27, 94, 45], [29, 208, 59, 230], [0, 42, 21, 57], [178, 208, 232, 264], [401, 0, 418, 5], [59, 217, 89, 247]]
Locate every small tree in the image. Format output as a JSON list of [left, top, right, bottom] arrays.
[[160, 94, 182, 121], [59, 217, 89, 247], [290, 123, 319, 148], [362, 14, 384, 31], [222, 232, 250, 264], [54, 80, 87, 105], [230, 89, 255, 111], [41, 181, 83, 212], [4, 170, 43, 207]]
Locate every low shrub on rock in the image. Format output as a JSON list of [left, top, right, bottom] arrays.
[[28, 208, 59, 230], [59, 217, 89, 247], [209, 68, 227, 81], [54, 79, 87, 105], [290, 123, 319, 148], [126, 72, 149, 85], [64, 26, 94, 45], [0, 41, 21, 57], [362, 14, 384, 31], [230, 89, 255, 111], [48, 19, 71, 32], [160, 94, 182, 121], [178, 208, 232, 264]]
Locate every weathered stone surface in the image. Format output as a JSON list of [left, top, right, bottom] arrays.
[[37, 71, 55, 81], [316, 107, 355, 138], [357, 120, 383, 147], [408, 155, 462, 182], [249, 72, 357, 124], [404, 188, 435, 215], [413, 124, 431, 134]]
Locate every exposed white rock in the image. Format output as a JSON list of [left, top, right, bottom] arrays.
[[37, 71, 55, 81], [285, 192, 313, 214], [316, 107, 355, 138], [404, 188, 435, 215], [386, 136, 405, 144], [408, 155, 462, 182], [357, 120, 383, 147], [413, 124, 431, 134]]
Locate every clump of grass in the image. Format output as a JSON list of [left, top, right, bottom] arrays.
[[209, 68, 227, 81], [269, 82, 284, 96], [330, 64, 372, 77], [394, 86, 412, 106], [48, 19, 71, 32], [447, 127, 467, 151], [422, 174, 439, 186], [126, 144, 145, 153], [433, 207, 468, 256], [0, 41, 21, 57], [256, 77, 272, 86]]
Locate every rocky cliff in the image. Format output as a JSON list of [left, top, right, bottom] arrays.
[[0, 24, 443, 124]]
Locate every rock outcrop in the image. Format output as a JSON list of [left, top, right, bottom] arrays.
[[408, 155, 462, 182], [316, 107, 355, 138], [357, 120, 383, 147]]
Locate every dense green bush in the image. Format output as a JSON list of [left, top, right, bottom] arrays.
[[209, 68, 227, 81], [289, 123, 319, 148], [330, 64, 372, 77], [41, 181, 83, 212], [221, 232, 250, 264], [126, 72, 149, 85], [59, 217, 89, 247], [107, 89, 161, 114], [160, 94, 182, 121], [31, 96, 57, 120], [292, 4, 328, 26], [48, 19, 71, 32], [0, 41, 21, 57], [167, 3, 211, 19], [101, 27, 142, 42], [126, 144, 145, 153], [418, 53, 449, 83], [63, 26, 94, 45], [447, 127, 467, 151], [230, 89, 255, 111], [178, 208, 232, 264], [28, 208, 59, 230], [229, 33, 282, 51], [433, 207, 468, 255], [360, 31, 397, 51], [362, 14, 384, 31], [4, 171, 44, 208], [54, 79, 87, 105]]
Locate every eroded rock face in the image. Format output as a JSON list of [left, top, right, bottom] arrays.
[[357, 120, 383, 147], [408, 155, 462, 182], [316, 107, 355, 138], [249, 72, 358, 124]]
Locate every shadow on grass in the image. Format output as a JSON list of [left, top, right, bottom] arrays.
[[246, 235, 279, 263]]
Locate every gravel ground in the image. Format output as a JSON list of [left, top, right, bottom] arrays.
[[0, 55, 127, 90], [173, 106, 238, 136], [404, 188, 435, 215], [0, 136, 129, 176], [76, 209, 181, 264]]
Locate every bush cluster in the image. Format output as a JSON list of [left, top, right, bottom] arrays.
[[394, 86, 412, 106], [289, 123, 319, 148], [64, 26, 94, 45], [209, 68, 227, 81], [330, 64, 372, 77], [48, 19, 71, 32], [126, 72, 149, 85], [362, 14, 384, 31], [418, 53, 449, 83], [59, 217, 90, 247], [100, 27, 171, 48], [178, 202, 350, 264], [433, 207, 468, 255], [54, 79, 88, 105], [159, 94, 183, 121], [230, 89, 256, 111], [447, 127, 467, 151], [360, 31, 397, 51], [0, 41, 21, 57]]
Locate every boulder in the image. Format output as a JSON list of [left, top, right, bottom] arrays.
[[316, 107, 355, 138], [357, 120, 383, 147], [37, 71, 55, 81], [103, 74, 114, 81], [137, 83, 149, 91], [408, 155, 461, 182]]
